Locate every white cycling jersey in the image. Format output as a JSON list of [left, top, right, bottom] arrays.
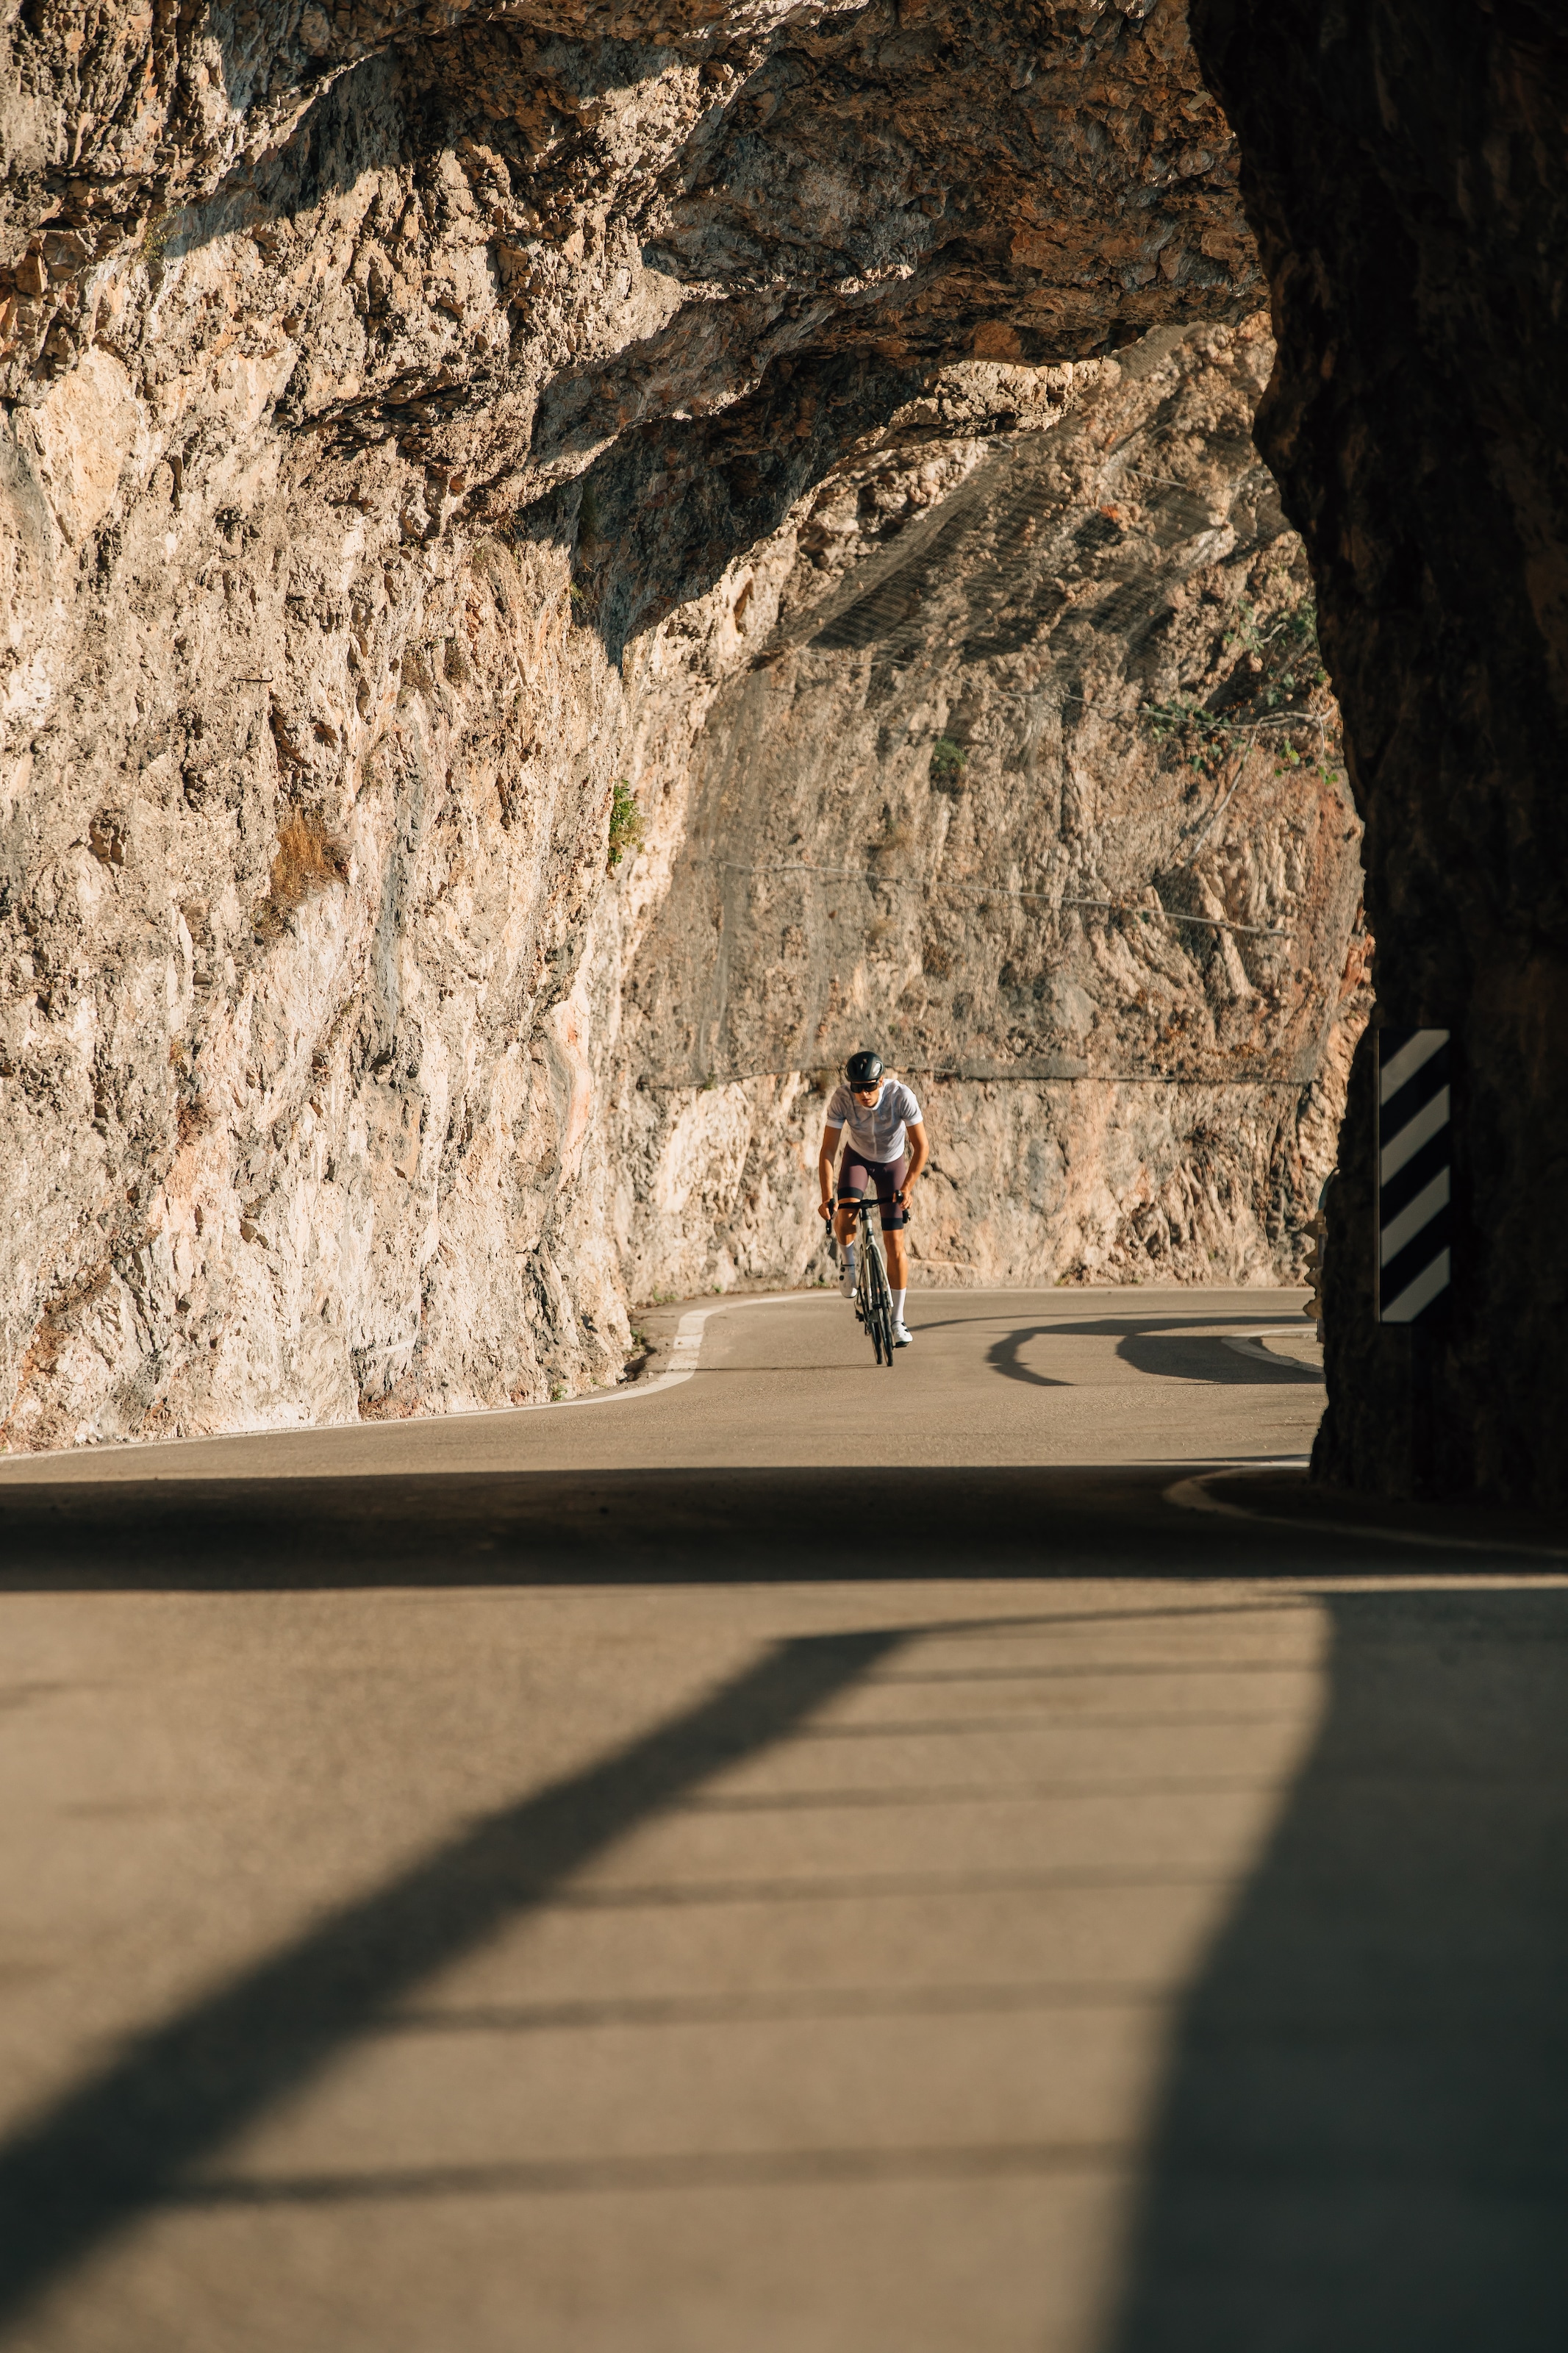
[[824, 1078, 923, 1163]]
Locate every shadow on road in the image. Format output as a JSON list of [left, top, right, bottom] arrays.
[[1, 1469, 1564, 2346], [971, 1318, 1319, 1390], [1, 1464, 1312, 1590], [1113, 1332, 1322, 1387], [1104, 1585, 1568, 2353], [0, 1627, 907, 2327], [985, 1327, 1073, 1388], [944, 1312, 1321, 1389]]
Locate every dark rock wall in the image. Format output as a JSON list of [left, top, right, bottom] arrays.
[[1192, 0, 1568, 1504]]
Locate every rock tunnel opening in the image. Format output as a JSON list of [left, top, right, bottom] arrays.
[[1, 1, 1561, 1506]]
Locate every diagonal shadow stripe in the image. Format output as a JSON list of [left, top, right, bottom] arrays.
[[160, 2137, 1134, 2206], [0, 1628, 903, 2329]]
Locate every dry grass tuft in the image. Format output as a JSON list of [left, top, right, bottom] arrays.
[[269, 810, 351, 915], [359, 1389, 420, 1421]]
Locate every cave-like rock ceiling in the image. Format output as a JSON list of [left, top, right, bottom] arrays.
[[3, 0, 1258, 601]]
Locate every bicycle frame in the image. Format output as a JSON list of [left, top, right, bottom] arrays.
[[846, 1193, 897, 1368]]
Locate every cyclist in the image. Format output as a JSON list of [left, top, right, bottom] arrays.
[[817, 1049, 927, 1348]]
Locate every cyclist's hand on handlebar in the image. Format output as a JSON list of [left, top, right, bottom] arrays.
[[817, 1198, 834, 1221]]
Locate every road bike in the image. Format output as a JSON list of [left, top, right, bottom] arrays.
[[842, 1190, 898, 1368]]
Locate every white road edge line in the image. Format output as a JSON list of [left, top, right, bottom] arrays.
[[1164, 1465, 1568, 1562], [517, 1293, 809, 1415], [0, 1295, 831, 1469]]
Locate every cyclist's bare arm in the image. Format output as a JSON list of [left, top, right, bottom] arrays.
[[896, 1121, 929, 1204], [817, 1121, 842, 1222]]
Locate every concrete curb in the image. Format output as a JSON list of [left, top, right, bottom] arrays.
[[1219, 1327, 1321, 1368], [1164, 1463, 1568, 1563]]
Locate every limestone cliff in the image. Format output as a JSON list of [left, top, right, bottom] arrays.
[[1, 0, 1363, 1449], [616, 316, 1365, 1299]]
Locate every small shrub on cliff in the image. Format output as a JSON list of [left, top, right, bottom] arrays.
[[607, 779, 644, 871], [1232, 592, 1325, 676], [929, 737, 968, 792], [1145, 590, 1335, 782], [140, 211, 174, 274]]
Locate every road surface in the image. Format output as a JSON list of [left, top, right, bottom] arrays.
[[1, 1286, 1564, 2352]]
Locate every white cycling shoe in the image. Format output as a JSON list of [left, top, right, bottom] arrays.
[[892, 1318, 912, 1346], [838, 1268, 856, 1299]]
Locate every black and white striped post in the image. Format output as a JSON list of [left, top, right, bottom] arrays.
[[1377, 1028, 1451, 1324]]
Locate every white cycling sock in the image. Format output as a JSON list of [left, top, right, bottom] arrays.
[[894, 1288, 906, 1321], [844, 1243, 857, 1277]]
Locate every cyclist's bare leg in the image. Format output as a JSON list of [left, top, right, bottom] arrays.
[[885, 1229, 908, 1290], [831, 1199, 862, 1296]]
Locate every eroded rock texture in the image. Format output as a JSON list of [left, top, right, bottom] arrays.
[[1, 0, 1364, 1448], [1192, 1, 1568, 1505], [617, 318, 1364, 1296]]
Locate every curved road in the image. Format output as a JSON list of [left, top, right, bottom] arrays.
[[0, 1284, 1328, 1573], [1, 1288, 1564, 2352], [0, 1282, 1331, 1479]]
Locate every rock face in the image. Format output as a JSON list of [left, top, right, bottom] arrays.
[[1192, 0, 1568, 1507], [1, 0, 1364, 1449], [617, 316, 1365, 1299]]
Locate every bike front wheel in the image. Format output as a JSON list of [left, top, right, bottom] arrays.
[[863, 1242, 895, 1368]]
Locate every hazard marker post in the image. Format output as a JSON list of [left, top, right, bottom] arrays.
[[1376, 1029, 1451, 1324]]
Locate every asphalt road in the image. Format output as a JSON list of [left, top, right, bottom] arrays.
[[1, 1286, 1565, 2352]]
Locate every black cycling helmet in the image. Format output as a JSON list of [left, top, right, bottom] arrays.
[[844, 1049, 885, 1090]]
